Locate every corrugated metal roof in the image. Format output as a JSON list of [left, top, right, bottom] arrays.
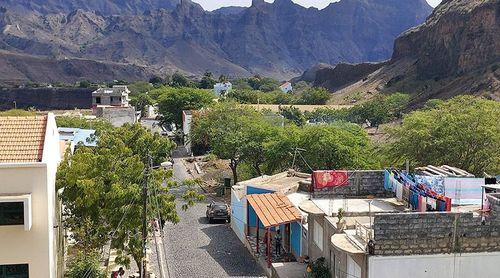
[[247, 193, 302, 227], [0, 116, 47, 163]]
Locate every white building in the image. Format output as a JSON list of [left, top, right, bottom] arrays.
[[92, 85, 130, 107], [213, 82, 232, 97], [279, 82, 293, 93], [0, 114, 61, 278]]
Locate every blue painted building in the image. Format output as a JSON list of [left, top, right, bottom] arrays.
[[230, 172, 310, 260], [58, 127, 97, 147]]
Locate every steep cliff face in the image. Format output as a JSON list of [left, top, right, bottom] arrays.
[[393, 0, 500, 80], [305, 0, 499, 105], [0, 0, 432, 83]]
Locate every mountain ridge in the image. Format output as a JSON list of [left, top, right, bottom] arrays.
[[298, 0, 499, 105], [0, 0, 432, 83]]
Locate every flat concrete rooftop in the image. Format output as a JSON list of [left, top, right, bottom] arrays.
[[312, 197, 406, 216]]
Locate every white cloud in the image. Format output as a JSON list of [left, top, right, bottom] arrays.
[[192, 0, 442, 11]]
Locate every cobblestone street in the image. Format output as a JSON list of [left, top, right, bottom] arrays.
[[149, 155, 265, 278]]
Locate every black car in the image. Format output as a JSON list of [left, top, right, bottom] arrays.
[[206, 202, 231, 223]]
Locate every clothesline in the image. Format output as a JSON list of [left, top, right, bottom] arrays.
[[384, 170, 452, 212]]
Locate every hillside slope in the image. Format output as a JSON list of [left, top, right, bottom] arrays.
[[0, 0, 432, 83], [300, 0, 499, 105]]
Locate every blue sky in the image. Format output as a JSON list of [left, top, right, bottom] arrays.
[[193, 0, 442, 11]]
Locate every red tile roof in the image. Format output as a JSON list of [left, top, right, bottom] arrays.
[[247, 193, 302, 227], [0, 116, 48, 163]]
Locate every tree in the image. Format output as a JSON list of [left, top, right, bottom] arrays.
[[200, 71, 216, 89], [280, 106, 306, 126], [190, 102, 272, 183], [171, 72, 190, 87], [387, 96, 500, 175], [57, 123, 203, 274], [156, 87, 214, 128], [78, 80, 91, 88], [149, 76, 165, 86], [297, 122, 377, 170], [299, 87, 331, 105]]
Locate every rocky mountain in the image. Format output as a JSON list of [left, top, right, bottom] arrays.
[[0, 0, 180, 15], [0, 0, 432, 84], [299, 0, 500, 105]]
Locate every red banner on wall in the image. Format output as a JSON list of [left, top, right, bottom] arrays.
[[312, 170, 349, 189]]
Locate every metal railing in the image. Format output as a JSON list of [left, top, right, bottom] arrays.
[[354, 220, 373, 243]]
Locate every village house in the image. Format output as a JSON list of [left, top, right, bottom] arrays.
[[91, 86, 137, 127], [279, 82, 293, 93], [0, 114, 62, 278], [213, 82, 232, 97], [231, 170, 312, 275], [91, 85, 130, 108], [304, 167, 500, 278], [58, 127, 97, 155]]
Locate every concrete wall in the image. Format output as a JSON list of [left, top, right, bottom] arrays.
[[313, 171, 389, 198], [373, 210, 500, 256], [368, 252, 500, 278], [230, 189, 246, 243], [94, 106, 136, 127], [0, 88, 92, 110], [0, 165, 55, 278]]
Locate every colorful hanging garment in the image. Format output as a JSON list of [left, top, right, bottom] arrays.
[[384, 170, 392, 191], [443, 178, 484, 205], [312, 170, 349, 189], [415, 175, 445, 195]]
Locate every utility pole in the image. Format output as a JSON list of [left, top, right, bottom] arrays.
[[142, 155, 151, 278]]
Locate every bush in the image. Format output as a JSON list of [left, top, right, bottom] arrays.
[[67, 251, 105, 278], [310, 257, 331, 278]]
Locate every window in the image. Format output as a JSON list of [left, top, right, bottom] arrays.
[[95, 96, 101, 104], [313, 220, 323, 251], [0, 264, 29, 278], [0, 202, 24, 225]]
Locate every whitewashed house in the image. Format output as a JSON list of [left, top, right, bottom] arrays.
[[0, 114, 62, 278], [279, 82, 293, 93], [213, 82, 232, 97]]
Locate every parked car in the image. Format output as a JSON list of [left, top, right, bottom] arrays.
[[206, 202, 230, 223]]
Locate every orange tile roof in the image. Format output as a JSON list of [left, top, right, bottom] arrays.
[[0, 116, 48, 163], [247, 193, 302, 227]]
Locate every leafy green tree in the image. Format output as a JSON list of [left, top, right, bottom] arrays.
[[128, 81, 154, 95], [348, 93, 410, 127], [280, 106, 306, 126], [57, 123, 202, 274], [156, 87, 214, 128], [78, 80, 92, 88], [171, 72, 190, 87], [200, 71, 216, 89], [191, 102, 272, 183], [297, 122, 377, 170], [387, 96, 500, 175], [149, 76, 165, 86], [299, 87, 331, 104], [130, 93, 154, 117]]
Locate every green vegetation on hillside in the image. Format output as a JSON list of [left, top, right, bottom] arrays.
[[387, 96, 500, 175]]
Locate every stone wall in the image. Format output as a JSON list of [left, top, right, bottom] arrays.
[[313, 170, 390, 198], [373, 198, 500, 256], [0, 88, 93, 110]]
